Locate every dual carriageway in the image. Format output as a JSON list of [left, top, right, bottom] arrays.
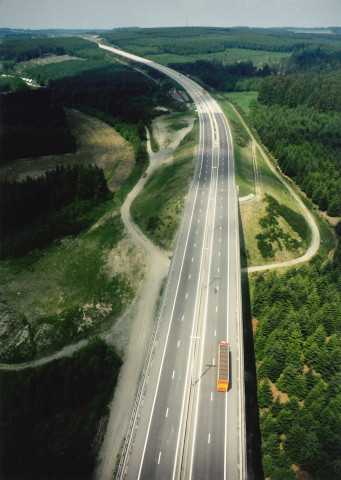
[[99, 43, 246, 480]]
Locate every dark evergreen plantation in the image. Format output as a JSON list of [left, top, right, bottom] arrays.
[[103, 27, 341, 57], [251, 73, 341, 216], [252, 223, 341, 479], [0, 164, 110, 258], [0, 36, 178, 258], [0, 36, 106, 63], [169, 59, 272, 92], [0, 89, 77, 162], [0, 339, 122, 480]]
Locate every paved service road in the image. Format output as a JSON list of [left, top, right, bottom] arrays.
[[98, 43, 246, 480]]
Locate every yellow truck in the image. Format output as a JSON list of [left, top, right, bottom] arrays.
[[217, 342, 229, 392]]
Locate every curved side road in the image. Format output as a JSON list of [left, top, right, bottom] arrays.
[[228, 102, 320, 273], [0, 123, 192, 374], [0, 339, 89, 371]]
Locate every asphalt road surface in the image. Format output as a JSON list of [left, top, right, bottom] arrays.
[[98, 43, 246, 480]]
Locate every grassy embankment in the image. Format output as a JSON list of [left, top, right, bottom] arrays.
[[131, 115, 199, 251], [215, 91, 334, 267], [230, 91, 335, 260], [0, 111, 145, 364]]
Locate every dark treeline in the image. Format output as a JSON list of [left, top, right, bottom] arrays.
[[169, 59, 272, 92], [1, 164, 110, 258], [0, 75, 28, 92], [0, 36, 105, 63], [1, 37, 173, 163], [48, 62, 174, 160], [258, 73, 341, 112], [286, 47, 341, 73], [50, 63, 168, 123], [16, 54, 175, 161], [0, 37, 178, 258], [0, 339, 122, 480], [252, 74, 341, 216], [252, 223, 341, 479], [0, 89, 77, 162]]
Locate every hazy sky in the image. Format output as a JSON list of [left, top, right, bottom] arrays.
[[0, 0, 340, 30]]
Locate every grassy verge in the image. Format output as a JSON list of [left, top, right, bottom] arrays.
[[0, 338, 121, 480], [225, 91, 258, 114], [234, 144, 254, 197], [113, 161, 148, 207], [131, 120, 199, 251], [214, 93, 255, 197]]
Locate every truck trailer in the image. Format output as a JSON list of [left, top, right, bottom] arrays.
[[217, 341, 229, 392]]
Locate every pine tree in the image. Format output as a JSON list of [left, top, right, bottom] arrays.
[[258, 378, 273, 408]]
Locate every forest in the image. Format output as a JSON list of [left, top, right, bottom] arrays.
[[1, 164, 110, 258], [252, 73, 341, 216], [286, 47, 341, 73], [257, 73, 340, 112], [0, 35, 180, 163], [103, 27, 341, 57], [0, 36, 183, 259], [0, 75, 28, 92], [1, 30, 341, 480], [0, 339, 122, 480], [169, 58, 272, 91], [0, 35, 106, 64], [252, 222, 341, 479], [0, 89, 77, 161], [34, 60, 170, 161]]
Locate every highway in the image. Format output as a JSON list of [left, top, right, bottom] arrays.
[[98, 43, 246, 480]]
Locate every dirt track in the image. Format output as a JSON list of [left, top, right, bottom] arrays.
[[93, 118, 194, 480], [0, 116, 194, 480]]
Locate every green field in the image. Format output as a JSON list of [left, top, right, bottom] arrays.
[[225, 91, 258, 114]]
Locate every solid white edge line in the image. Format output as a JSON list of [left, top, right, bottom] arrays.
[[133, 106, 206, 480], [172, 110, 215, 480]]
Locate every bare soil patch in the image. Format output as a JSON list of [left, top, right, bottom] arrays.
[[0, 229, 146, 362], [269, 379, 289, 403], [252, 317, 258, 335], [292, 464, 313, 480], [16, 55, 85, 69], [321, 211, 340, 227]]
